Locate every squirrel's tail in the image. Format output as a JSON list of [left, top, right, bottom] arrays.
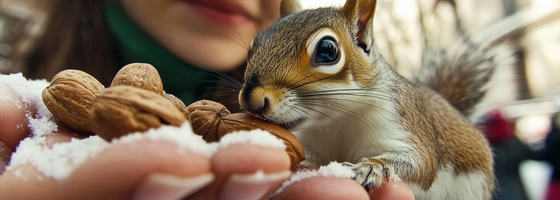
[[413, 37, 517, 124]]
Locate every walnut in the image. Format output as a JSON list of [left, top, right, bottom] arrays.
[[90, 86, 187, 141], [221, 113, 306, 170], [110, 63, 163, 94], [42, 69, 105, 133], [186, 100, 305, 169], [163, 91, 191, 122], [186, 100, 231, 142]]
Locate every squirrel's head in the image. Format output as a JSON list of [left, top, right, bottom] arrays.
[[239, 0, 381, 130]]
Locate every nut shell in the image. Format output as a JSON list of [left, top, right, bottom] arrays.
[[90, 86, 187, 141], [221, 113, 305, 169], [42, 69, 105, 133], [110, 63, 163, 94], [163, 91, 191, 122], [186, 100, 231, 142]]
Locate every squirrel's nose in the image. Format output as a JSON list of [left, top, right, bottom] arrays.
[[240, 94, 270, 118], [252, 97, 270, 118], [239, 86, 271, 118]]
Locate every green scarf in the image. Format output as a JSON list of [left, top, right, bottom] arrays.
[[104, 0, 217, 105]]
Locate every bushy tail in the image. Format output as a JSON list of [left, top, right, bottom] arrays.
[[413, 37, 517, 124]]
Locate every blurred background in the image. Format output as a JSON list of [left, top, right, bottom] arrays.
[[1, 0, 559, 199]]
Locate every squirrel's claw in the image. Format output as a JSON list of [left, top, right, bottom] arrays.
[[343, 158, 391, 191]]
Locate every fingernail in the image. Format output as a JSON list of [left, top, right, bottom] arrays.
[[219, 170, 291, 200], [133, 173, 214, 200]]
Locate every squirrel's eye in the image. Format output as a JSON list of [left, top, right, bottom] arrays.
[[314, 37, 340, 64]]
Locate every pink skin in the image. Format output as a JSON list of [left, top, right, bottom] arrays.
[[120, 0, 281, 72], [0, 85, 415, 199], [273, 176, 415, 200]]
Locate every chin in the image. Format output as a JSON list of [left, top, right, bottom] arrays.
[[173, 39, 249, 72]]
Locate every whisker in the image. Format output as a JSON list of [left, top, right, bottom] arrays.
[[203, 78, 243, 90], [297, 87, 392, 95], [289, 105, 329, 134], [277, 66, 299, 90], [283, 73, 308, 90], [296, 100, 380, 128], [222, 99, 243, 109], [297, 88, 387, 94], [295, 96, 393, 114], [230, 24, 248, 50], [293, 103, 344, 133], [294, 86, 394, 102], [217, 31, 248, 51], [201, 85, 240, 93], [201, 70, 244, 89], [298, 92, 392, 102], [285, 69, 394, 92], [252, 23, 259, 39], [295, 101, 356, 120], [282, 107, 306, 129], [286, 75, 327, 91]]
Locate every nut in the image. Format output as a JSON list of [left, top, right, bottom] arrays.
[[186, 100, 305, 169], [110, 63, 163, 94], [42, 69, 105, 133], [163, 91, 191, 122], [90, 85, 187, 141], [186, 100, 231, 142], [221, 113, 305, 170]]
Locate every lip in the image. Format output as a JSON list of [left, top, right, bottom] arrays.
[[181, 0, 253, 26]]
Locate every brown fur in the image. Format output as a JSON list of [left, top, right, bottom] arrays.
[[395, 77, 494, 195], [240, 0, 500, 199], [415, 43, 500, 120]]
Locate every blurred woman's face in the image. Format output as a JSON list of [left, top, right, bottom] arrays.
[[121, 0, 282, 71]]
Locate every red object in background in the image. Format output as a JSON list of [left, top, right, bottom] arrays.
[[547, 180, 560, 200], [482, 109, 515, 145]]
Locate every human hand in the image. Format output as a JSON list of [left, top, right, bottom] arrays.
[[0, 75, 414, 200]]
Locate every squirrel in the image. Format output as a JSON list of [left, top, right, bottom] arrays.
[[237, 0, 516, 199]]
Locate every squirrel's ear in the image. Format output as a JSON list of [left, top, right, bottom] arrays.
[[341, 0, 377, 52], [280, 0, 301, 16]]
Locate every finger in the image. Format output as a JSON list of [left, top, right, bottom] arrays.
[[0, 141, 11, 174], [369, 180, 415, 200], [0, 86, 30, 151], [271, 176, 370, 200], [0, 86, 31, 174], [188, 130, 292, 200], [0, 79, 92, 173], [0, 127, 214, 200], [0, 75, 85, 150]]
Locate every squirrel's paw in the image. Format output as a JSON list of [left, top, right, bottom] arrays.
[[343, 158, 391, 191]]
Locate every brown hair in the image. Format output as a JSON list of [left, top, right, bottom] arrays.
[[15, 0, 119, 86]]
